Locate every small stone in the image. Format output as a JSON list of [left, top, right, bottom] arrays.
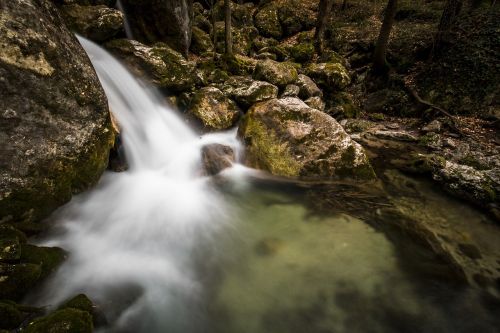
[[422, 119, 442, 133]]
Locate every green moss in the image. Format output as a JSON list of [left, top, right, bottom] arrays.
[[20, 244, 67, 279], [290, 43, 314, 63], [60, 294, 94, 313], [459, 154, 489, 171], [24, 308, 93, 333], [336, 146, 376, 180], [240, 113, 301, 177]]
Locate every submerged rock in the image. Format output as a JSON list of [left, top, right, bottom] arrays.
[[238, 98, 376, 180], [202, 144, 236, 176], [60, 4, 124, 42], [105, 39, 198, 92], [186, 87, 240, 131], [0, 0, 114, 224], [253, 59, 298, 88]]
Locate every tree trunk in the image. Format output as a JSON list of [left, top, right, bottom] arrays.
[[342, 0, 348, 10], [433, 0, 462, 55], [210, 0, 217, 58], [314, 0, 334, 55], [373, 0, 398, 73], [224, 0, 233, 57]]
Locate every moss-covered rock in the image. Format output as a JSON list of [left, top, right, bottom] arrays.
[[253, 59, 298, 88], [0, 263, 42, 300], [305, 96, 326, 111], [60, 294, 94, 314], [60, 4, 124, 42], [0, 301, 23, 330], [296, 74, 322, 99], [214, 22, 258, 56], [20, 244, 67, 279], [213, 0, 254, 28], [24, 308, 93, 333], [277, 0, 317, 37], [105, 39, 199, 92], [190, 26, 214, 55], [220, 76, 279, 109], [305, 62, 351, 92], [290, 43, 314, 63], [0, 0, 115, 224], [238, 98, 376, 180], [254, 2, 282, 39], [186, 87, 241, 131]]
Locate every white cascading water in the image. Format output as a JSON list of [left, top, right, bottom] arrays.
[[35, 36, 245, 332]]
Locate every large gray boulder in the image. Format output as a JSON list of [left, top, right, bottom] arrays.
[[238, 98, 376, 180], [0, 0, 114, 223], [120, 0, 193, 57], [219, 76, 279, 109]]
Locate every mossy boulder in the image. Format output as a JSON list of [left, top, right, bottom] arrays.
[[290, 43, 314, 63], [186, 87, 241, 131], [20, 244, 67, 279], [213, 0, 254, 28], [253, 59, 298, 88], [220, 76, 279, 109], [0, 0, 114, 224], [190, 26, 214, 55], [105, 39, 199, 92], [238, 98, 376, 180], [60, 294, 94, 314], [24, 308, 93, 333], [0, 263, 42, 300], [305, 62, 351, 92], [60, 4, 124, 42], [277, 0, 317, 37], [0, 301, 23, 330], [214, 22, 258, 56], [254, 2, 282, 39]]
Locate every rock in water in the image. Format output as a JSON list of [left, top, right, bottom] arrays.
[[201, 144, 235, 176], [238, 98, 376, 180], [120, 0, 193, 57], [0, 0, 114, 223]]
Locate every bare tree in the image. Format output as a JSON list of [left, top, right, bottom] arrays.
[[373, 0, 398, 73], [224, 0, 233, 57], [314, 0, 334, 55], [433, 0, 463, 55]]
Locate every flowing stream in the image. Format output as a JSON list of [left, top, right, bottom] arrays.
[[32, 37, 499, 333]]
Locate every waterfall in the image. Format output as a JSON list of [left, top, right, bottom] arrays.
[[116, 0, 134, 40], [35, 36, 242, 332]]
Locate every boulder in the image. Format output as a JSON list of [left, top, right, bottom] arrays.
[[305, 96, 326, 111], [214, 22, 258, 56], [20, 244, 67, 279], [277, 0, 317, 36], [289, 42, 315, 63], [190, 26, 214, 55], [305, 62, 351, 92], [253, 59, 298, 88], [186, 87, 240, 131], [202, 144, 236, 175], [254, 2, 282, 39], [24, 308, 93, 333], [120, 0, 193, 57], [0, 301, 23, 330], [281, 84, 300, 98], [296, 74, 322, 99], [105, 39, 198, 92], [0, 263, 42, 300], [0, 0, 114, 224], [60, 4, 124, 42], [220, 76, 279, 109], [238, 98, 376, 180]]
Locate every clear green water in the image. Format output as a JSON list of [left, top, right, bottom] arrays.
[[200, 173, 499, 333]]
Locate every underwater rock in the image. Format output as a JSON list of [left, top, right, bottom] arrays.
[[253, 59, 298, 88], [238, 98, 376, 180], [202, 144, 236, 176], [0, 0, 114, 224], [255, 237, 284, 256]]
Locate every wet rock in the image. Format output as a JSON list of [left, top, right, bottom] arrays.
[[253, 59, 298, 88], [190, 26, 214, 55], [296, 74, 322, 99], [0, 0, 114, 224], [120, 0, 193, 57], [105, 39, 198, 93], [305, 62, 351, 92], [305, 96, 326, 111], [0, 263, 42, 300], [108, 133, 128, 172], [202, 144, 236, 176], [24, 308, 93, 333], [60, 4, 124, 42], [186, 87, 240, 131], [0, 301, 23, 330], [238, 98, 376, 180], [20, 244, 67, 279], [60, 294, 107, 327], [254, 2, 282, 39], [220, 76, 279, 109], [281, 84, 300, 98]]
